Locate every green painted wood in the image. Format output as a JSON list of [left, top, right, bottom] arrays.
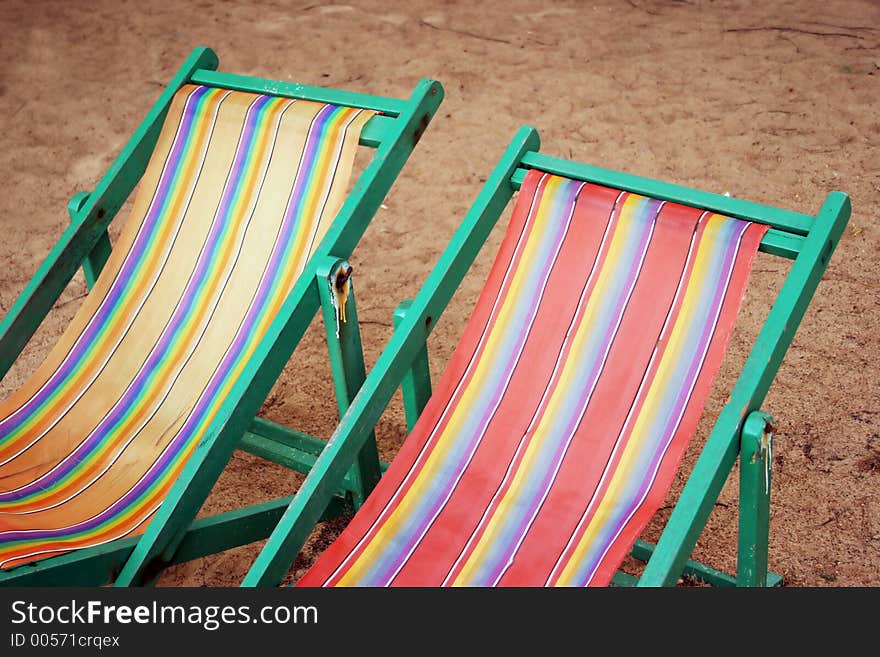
[[0, 540, 137, 587], [0, 47, 219, 383], [393, 299, 432, 432], [239, 427, 325, 476], [610, 570, 639, 587], [316, 257, 382, 508], [629, 539, 783, 587], [67, 191, 112, 289], [639, 191, 850, 587], [0, 495, 349, 586], [189, 69, 407, 116], [630, 540, 737, 587], [242, 126, 541, 587], [510, 168, 805, 259], [247, 416, 330, 457], [173, 495, 351, 565], [356, 114, 394, 148], [766, 571, 784, 587], [759, 230, 803, 260], [737, 411, 773, 587], [238, 417, 389, 490], [511, 160, 816, 236], [115, 75, 444, 587]]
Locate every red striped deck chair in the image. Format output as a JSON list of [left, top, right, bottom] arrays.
[[0, 47, 443, 586], [245, 127, 850, 587]]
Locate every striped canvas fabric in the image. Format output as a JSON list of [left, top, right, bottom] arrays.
[[300, 170, 767, 587], [0, 84, 371, 568]]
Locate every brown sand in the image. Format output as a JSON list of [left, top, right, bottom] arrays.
[[0, 0, 877, 587]]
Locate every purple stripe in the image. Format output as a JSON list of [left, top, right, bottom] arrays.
[[0, 86, 213, 438], [474, 198, 660, 585], [467, 183, 580, 437], [85, 104, 338, 527], [623, 220, 746, 483], [658, 221, 745, 434], [0, 103, 344, 544], [0, 94, 273, 502], [370, 178, 583, 583], [575, 218, 748, 585], [284, 104, 335, 224]]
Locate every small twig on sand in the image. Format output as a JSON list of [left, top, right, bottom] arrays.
[[724, 26, 865, 40], [418, 19, 511, 45], [54, 291, 88, 309], [625, 0, 661, 15], [10, 101, 27, 119], [818, 515, 837, 528], [778, 35, 801, 53], [801, 20, 879, 33]]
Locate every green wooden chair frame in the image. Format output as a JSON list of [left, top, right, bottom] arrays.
[[244, 126, 851, 587], [0, 47, 444, 586]]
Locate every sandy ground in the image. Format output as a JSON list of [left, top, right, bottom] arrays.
[[0, 0, 877, 587]]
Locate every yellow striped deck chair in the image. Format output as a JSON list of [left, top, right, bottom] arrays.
[[0, 47, 443, 586]]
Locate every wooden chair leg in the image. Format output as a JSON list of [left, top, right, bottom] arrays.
[[317, 258, 381, 510], [393, 299, 432, 433], [737, 410, 774, 587], [67, 191, 112, 289]]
